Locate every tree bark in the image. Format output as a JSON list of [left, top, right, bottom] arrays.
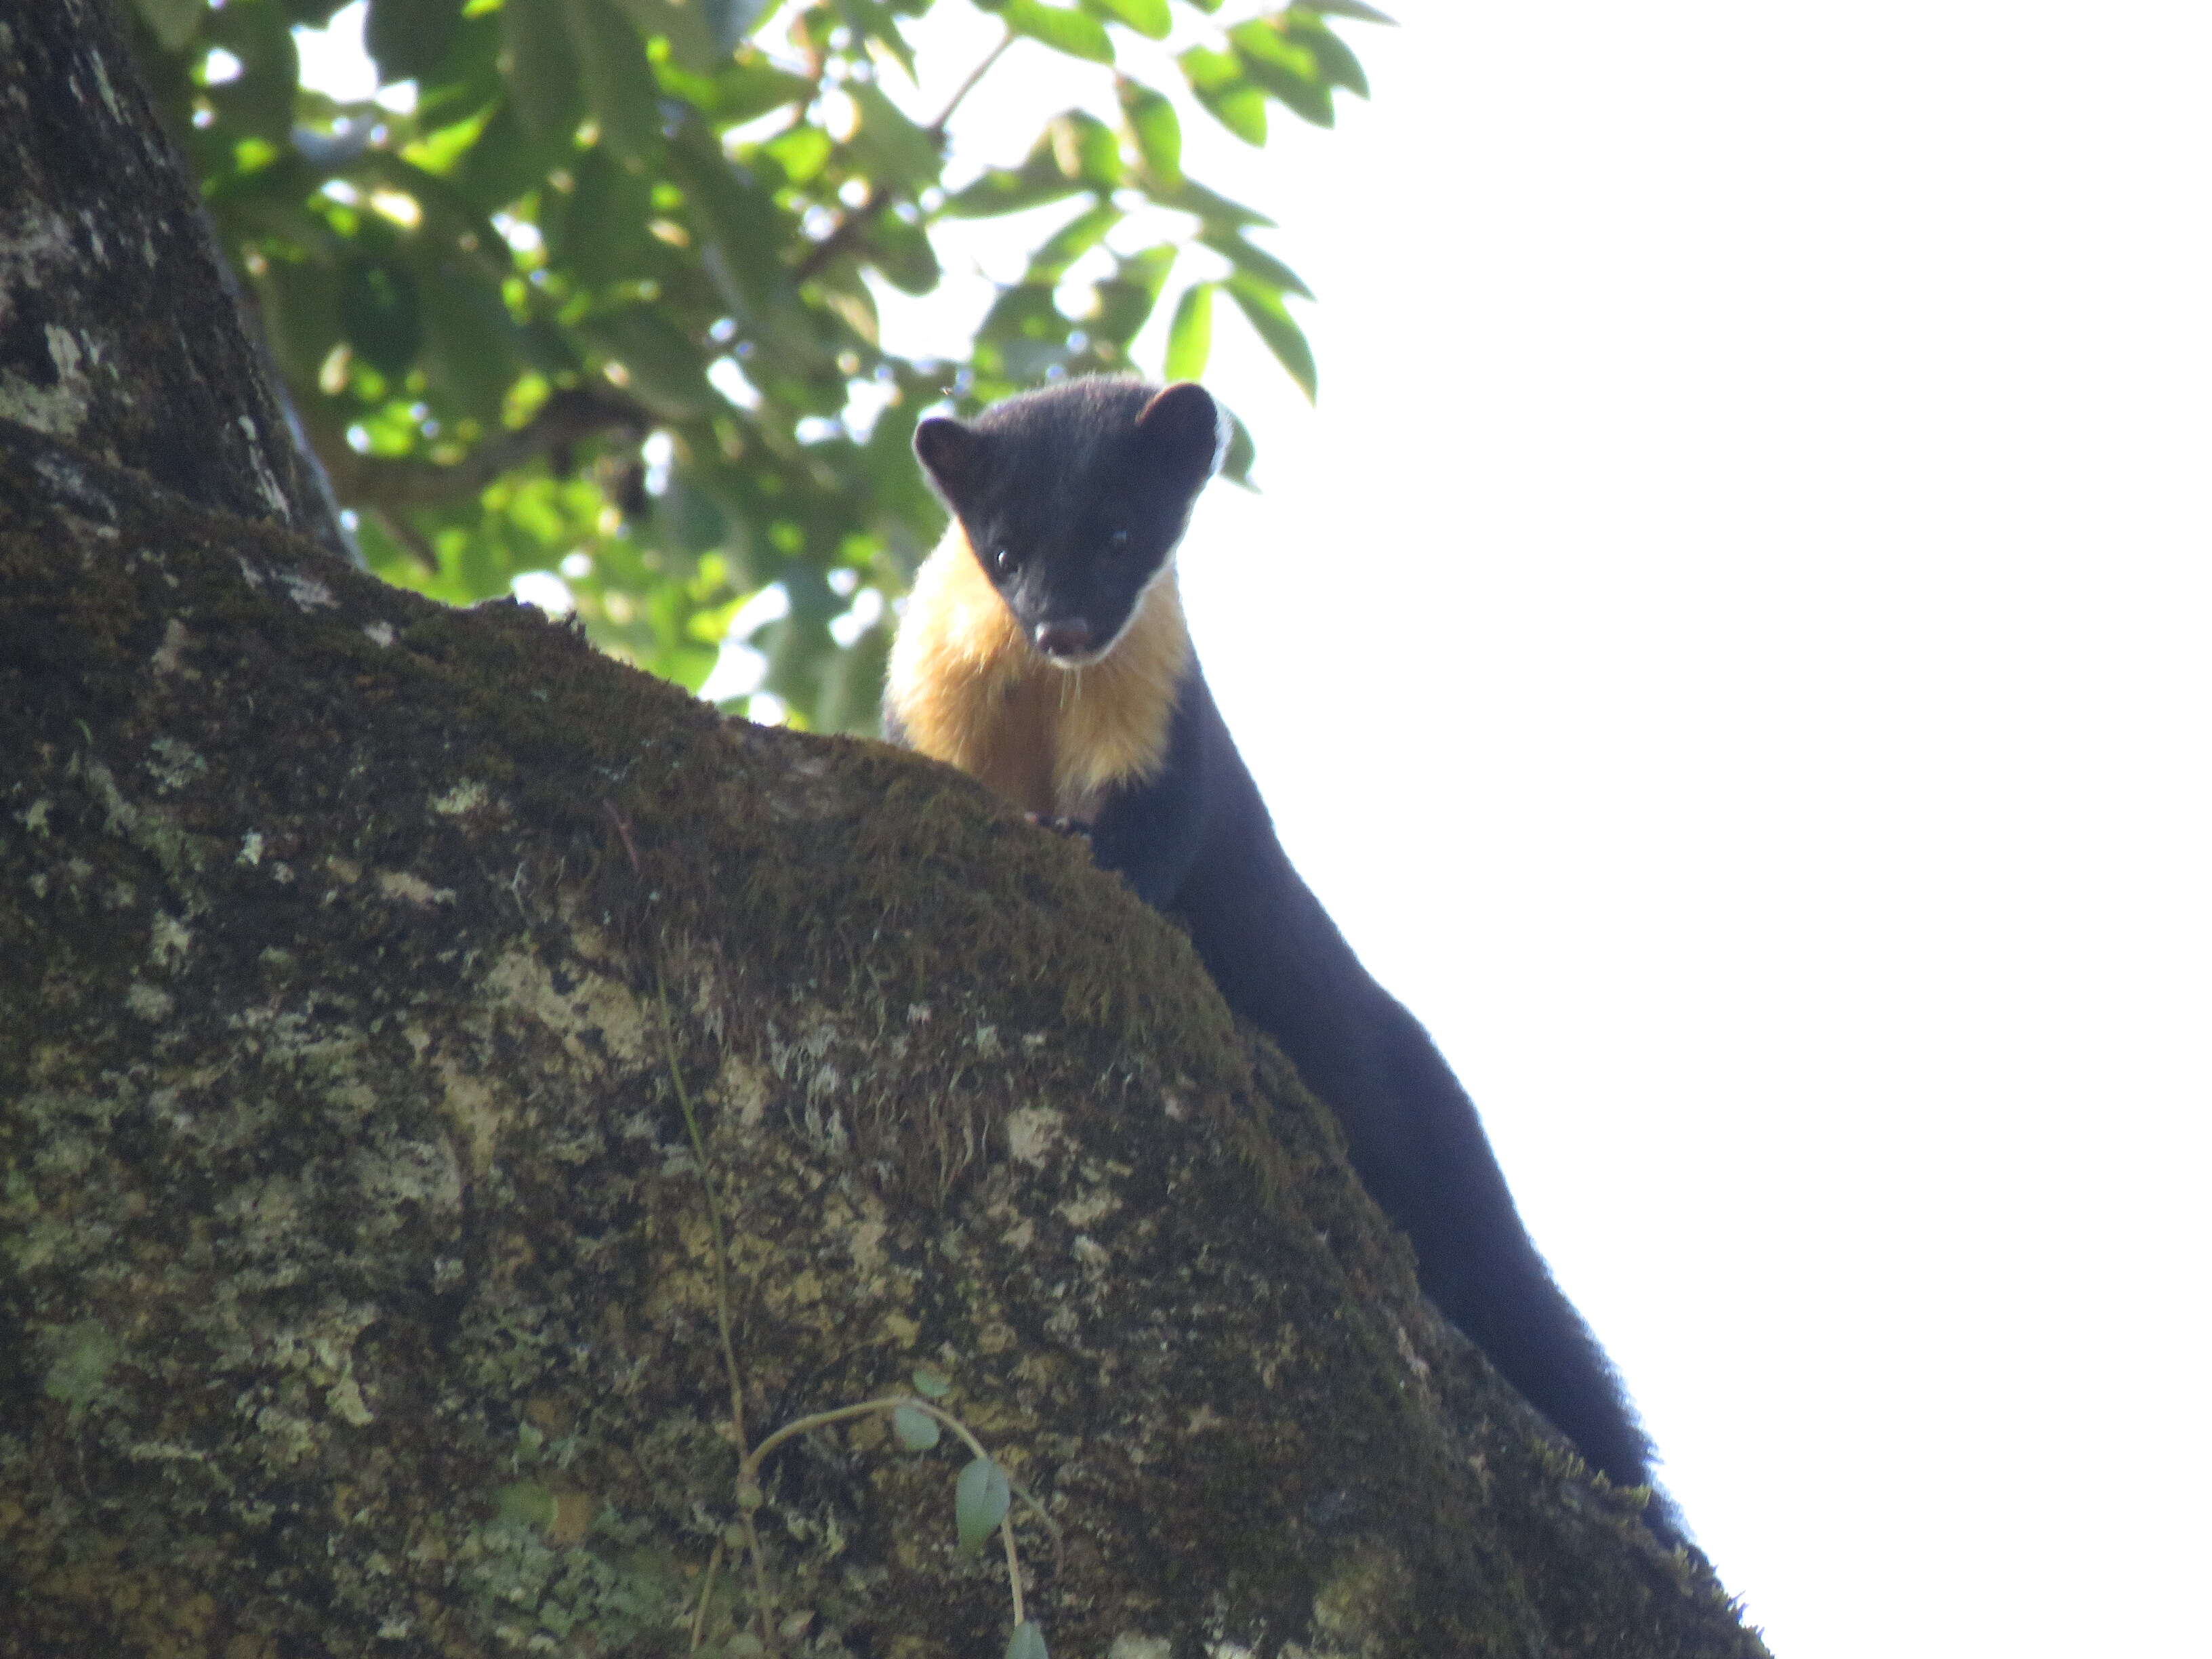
[[0, 6, 1768, 1654]]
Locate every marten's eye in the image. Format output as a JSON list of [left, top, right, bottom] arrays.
[[1106, 529, 1131, 554], [992, 545, 1019, 576]]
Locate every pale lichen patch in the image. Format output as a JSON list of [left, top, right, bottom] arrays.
[[429, 779, 491, 817], [146, 735, 208, 794], [480, 935, 652, 1070], [1057, 1185, 1119, 1231], [1005, 1105, 1063, 1166], [124, 979, 173, 1021], [148, 909, 190, 969], [436, 1057, 506, 1180], [375, 869, 455, 907], [149, 617, 192, 676], [715, 1050, 773, 1128]]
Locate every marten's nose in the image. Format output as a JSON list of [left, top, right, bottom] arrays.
[[1034, 619, 1093, 659]]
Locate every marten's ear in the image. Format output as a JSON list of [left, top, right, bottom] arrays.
[[914, 416, 989, 508], [1134, 382, 1228, 495]]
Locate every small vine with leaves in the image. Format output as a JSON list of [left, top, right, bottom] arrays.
[[647, 958, 1056, 1659]]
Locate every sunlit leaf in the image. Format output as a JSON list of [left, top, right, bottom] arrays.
[[1025, 201, 1120, 283], [1164, 281, 1212, 381], [1197, 229, 1310, 299], [706, 0, 778, 52], [1046, 110, 1122, 188], [1117, 79, 1180, 184], [1004, 0, 1113, 64], [1225, 274, 1315, 401], [708, 55, 817, 124], [1082, 0, 1168, 38], [1231, 18, 1334, 127], [1179, 47, 1265, 145], [1293, 0, 1395, 22], [1285, 14, 1369, 97]]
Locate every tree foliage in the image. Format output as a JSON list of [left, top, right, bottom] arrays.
[[121, 0, 1384, 730]]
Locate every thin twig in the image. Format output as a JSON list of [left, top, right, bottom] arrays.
[[789, 28, 1014, 285], [314, 385, 654, 514], [689, 1538, 724, 1651], [927, 28, 1017, 136]]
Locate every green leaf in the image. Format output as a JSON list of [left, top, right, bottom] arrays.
[[1004, 0, 1113, 64], [954, 1456, 1010, 1554], [1006, 1622, 1048, 1659], [447, 103, 561, 211], [1293, 0, 1395, 22], [548, 144, 659, 289], [1025, 201, 1120, 283], [1046, 110, 1122, 190], [1179, 47, 1265, 145], [365, 0, 463, 83], [942, 125, 1084, 218], [761, 124, 832, 187], [1218, 409, 1255, 484], [707, 0, 778, 50], [608, 0, 716, 73], [340, 258, 422, 377], [846, 0, 919, 78], [1197, 230, 1310, 299], [256, 257, 345, 387], [1082, 0, 1168, 38], [846, 82, 943, 188], [707, 55, 816, 124], [1151, 176, 1273, 230], [890, 1404, 940, 1452], [583, 304, 714, 417], [500, 0, 584, 148], [134, 0, 207, 52], [1163, 281, 1212, 381], [1088, 243, 1173, 344], [665, 125, 789, 306], [413, 9, 506, 121], [1231, 19, 1334, 127], [415, 257, 526, 417], [1179, 42, 1237, 90], [565, 0, 665, 163], [1284, 15, 1369, 97], [1225, 274, 1314, 400], [862, 209, 942, 296], [203, 1, 302, 142], [1117, 79, 1180, 184]]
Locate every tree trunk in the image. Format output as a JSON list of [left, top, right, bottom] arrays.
[[0, 6, 1766, 1654]]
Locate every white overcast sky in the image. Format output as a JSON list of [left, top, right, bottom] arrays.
[[301, 4, 2212, 1653]]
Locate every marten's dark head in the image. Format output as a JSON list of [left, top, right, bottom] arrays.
[[913, 377, 1225, 666]]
